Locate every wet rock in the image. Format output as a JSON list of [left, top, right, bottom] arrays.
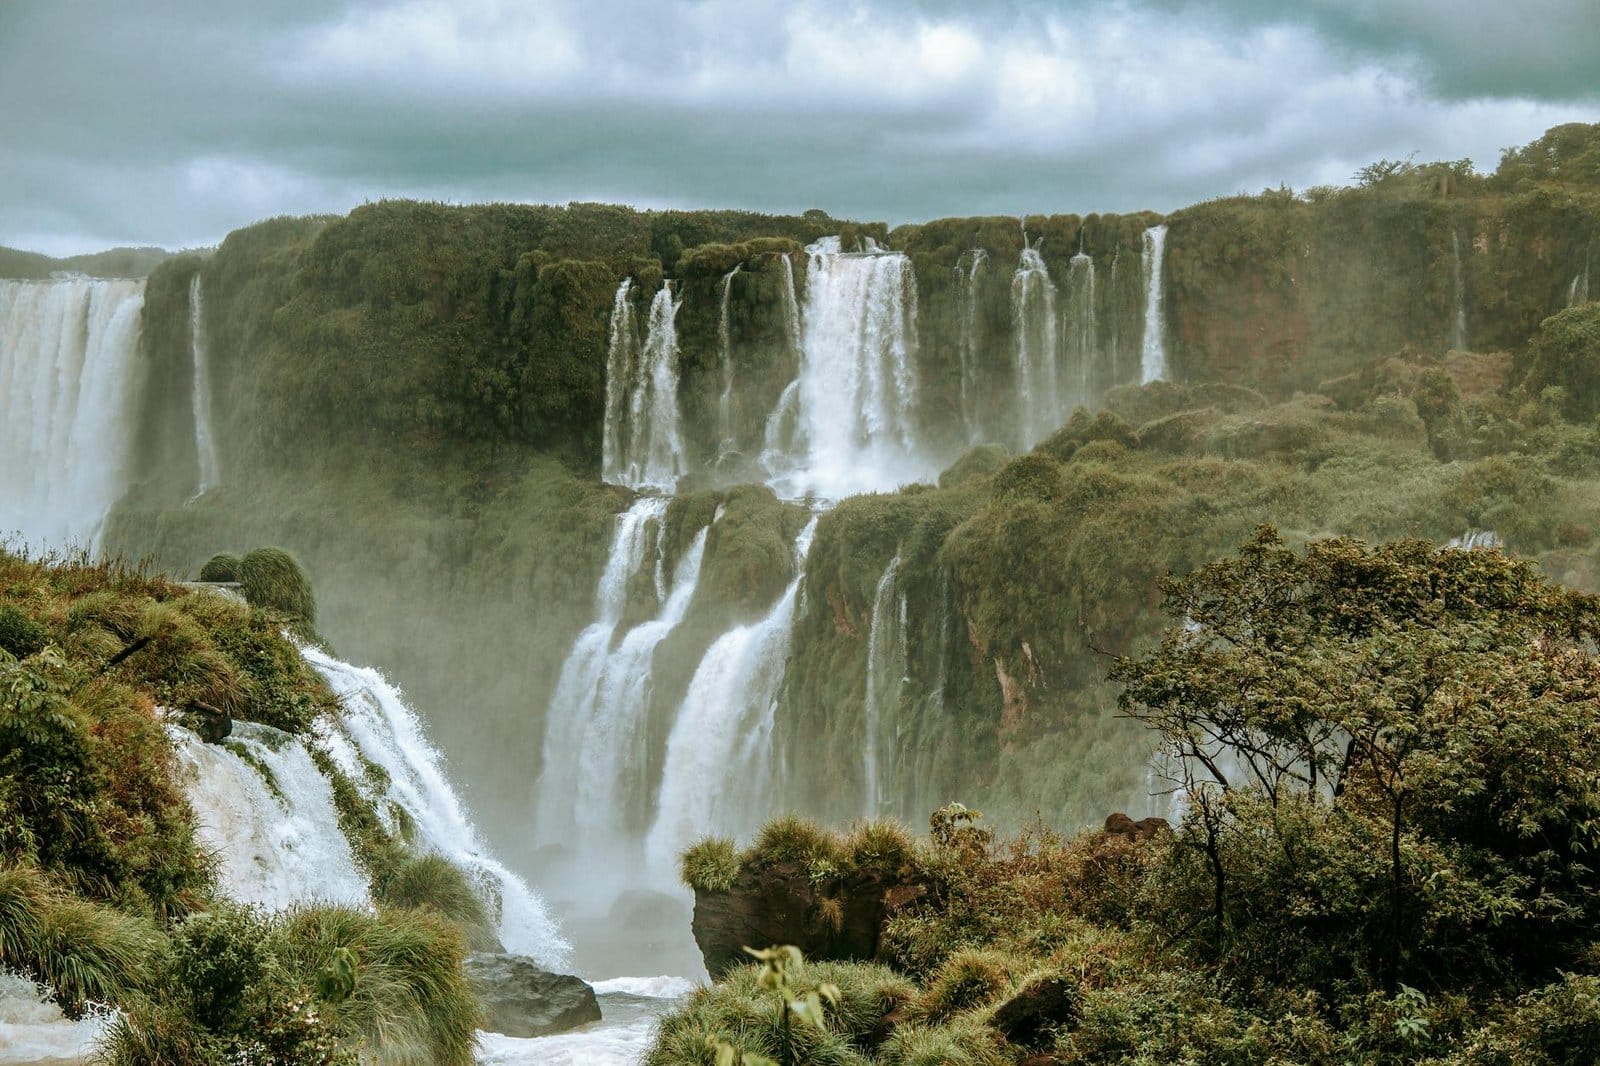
[[690, 861, 922, 979], [464, 952, 600, 1038]]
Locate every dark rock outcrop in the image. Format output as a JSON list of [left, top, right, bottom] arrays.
[[690, 860, 924, 979], [463, 952, 600, 1038], [1103, 812, 1169, 841], [992, 976, 1080, 1049]]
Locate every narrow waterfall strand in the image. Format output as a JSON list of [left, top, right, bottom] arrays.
[[188, 273, 222, 495], [1140, 224, 1169, 384]]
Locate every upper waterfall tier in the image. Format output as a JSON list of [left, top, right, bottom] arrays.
[[0, 277, 146, 549], [603, 281, 687, 491], [763, 237, 933, 498]]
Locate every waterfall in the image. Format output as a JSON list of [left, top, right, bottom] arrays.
[[716, 267, 741, 459], [0, 974, 108, 1063], [1570, 267, 1591, 308], [646, 517, 819, 873], [535, 498, 671, 848], [1011, 242, 1060, 447], [956, 249, 988, 443], [0, 277, 146, 550], [1450, 229, 1469, 350], [306, 647, 569, 965], [1066, 249, 1097, 401], [1140, 224, 1169, 384], [602, 283, 686, 490], [173, 721, 371, 911], [1448, 529, 1501, 550], [862, 555, 905, 818], [777, 252, 803, 355], [764, 238, 926, 498], [188, 274, 221, 496]]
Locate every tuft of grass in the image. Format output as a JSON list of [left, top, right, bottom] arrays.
[[681, 837, 740, 893], [912, 948, 1027, 1024], [237, 547, 318, 641], [842, 819, 919, 876], [877, 1017, 1009, 1066], [197, 553, 242, 583], [370, 853, 492, 945], [272, 904, 481, 1066], [0, 604, 48, 659], [0, 862, 164, 1015], [748, 815, 845, 870]]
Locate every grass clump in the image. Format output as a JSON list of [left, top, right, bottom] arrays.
[[911, 949, 1025, 1024], [369, 852, 494, 949], [237, 547, 319, 641], [681, 837, 740, 893], [748, 815, 844, 871], [197, 553, 242, 582]]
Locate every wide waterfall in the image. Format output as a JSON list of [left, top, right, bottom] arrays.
[[0, 277, 146, 549], [1011, 241, 1061, 447], [956, 249, 988, 443], [646, 517, 819, 874], [1140, 224, 1169, 383], [188, 274, 221, 496], [765, 237, 927, 498], [603, 283, 686, 491], [861, 555, 905, 818]]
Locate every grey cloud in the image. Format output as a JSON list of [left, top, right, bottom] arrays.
[[1, 0, 1596, 255]]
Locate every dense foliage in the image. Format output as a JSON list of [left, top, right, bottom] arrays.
[[658, 533, 1600, 1064]]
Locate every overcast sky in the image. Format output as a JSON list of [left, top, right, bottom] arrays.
[[3, 0, 1597, 256]]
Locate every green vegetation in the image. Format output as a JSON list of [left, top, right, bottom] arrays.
[[682, 837, 741, 894], [0, 551, 492, 1062], [197, 553, 241, 582], [235, 546, 319, 641], [656, 533, 1600, 1062]]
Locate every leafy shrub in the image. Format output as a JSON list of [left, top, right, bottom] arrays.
[[681, 837, 740, 893], [0, 605, 47, 658]]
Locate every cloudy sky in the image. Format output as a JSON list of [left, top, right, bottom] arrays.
[[2, 0, 1597, 256]]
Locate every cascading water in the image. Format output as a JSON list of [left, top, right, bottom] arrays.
[[1011, 240, 1061, 447], [646, 517, 819, 874], [0, 277, 146, 549], [862, 555, 905, 818], [188, 274, 221, 496], [1140, 224, 1169, 384], [173, 720, 371, 910], [716, 267, 740, 460], [764, 238, 926, 498], [1065, 248, 1097, 400], [306, 647, 569, 965], [955, 249, 988, 443], [1570, 267, 1591, 308], [602, 283, 686, 490], [536, 498, 671, 851], [777, 252, 803, 355], [1450, 229, 1469, 350]]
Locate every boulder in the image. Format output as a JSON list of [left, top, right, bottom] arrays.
[[1103, 812, 1169, 842], [463, 953, 600, 1038], [991, 975, 1080, 1049], [690, 861, 923, 979]]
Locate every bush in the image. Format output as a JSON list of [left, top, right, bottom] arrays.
[[681, 837, 740, 893], [842, 820, 918, 876], [370, 852, 490, 934], [0, 605, 47, 658], [747, 815, 844, 870]]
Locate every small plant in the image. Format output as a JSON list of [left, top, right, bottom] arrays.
[[709, 946, 842, 1066]]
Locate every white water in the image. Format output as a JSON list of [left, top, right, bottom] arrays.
[[188, 274, 221, 496], [1011, 243, 1060, 447], [602, 283, 686, 490], [716, 267, 740, 460], [777, 252, 803, 355], [1066, 249, 1097, 400], [305, 646, 570, 966], [535, 498, 670, 851], [862, 555, 905, 818], [1450, 229, 1469, 350], [1570, 267, 1591, 308], [956, 249, 988, 443], [0, 278, 146, 550], [646, 517, 819, 873], [1140, 224, 1169, 383], [765, 238, 927, 497], [477, 976, 696, 1065], [174, 720, 371, 910], [1448, 529, 1502, 550], [0, 975, 108, 1066]]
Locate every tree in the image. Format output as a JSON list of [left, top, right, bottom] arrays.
[[1113, 529, 1600, 994]]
